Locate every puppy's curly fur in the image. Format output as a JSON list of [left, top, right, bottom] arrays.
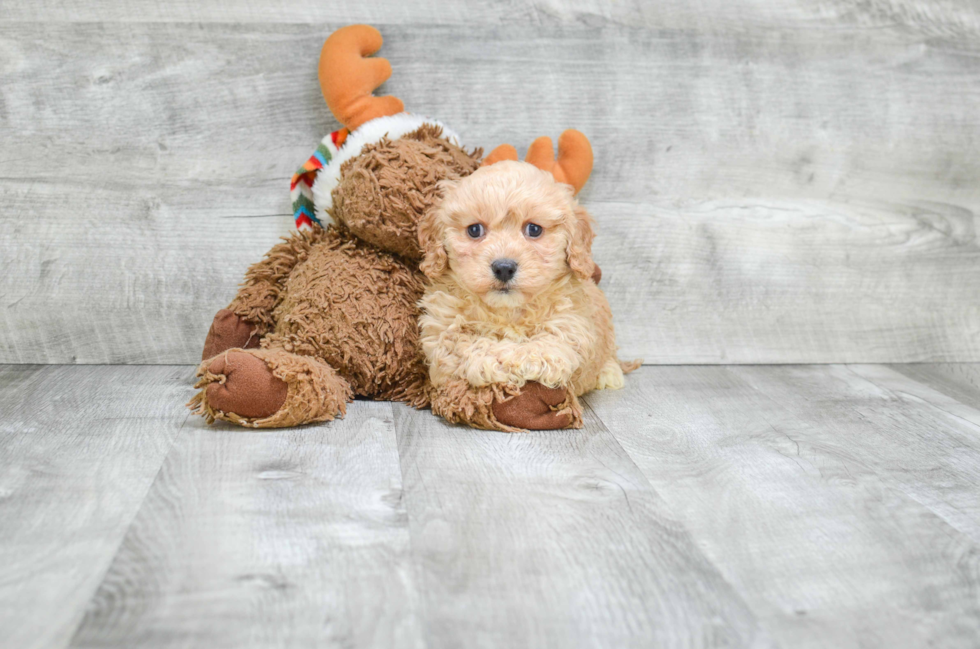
[[418, 161, 638, 431]]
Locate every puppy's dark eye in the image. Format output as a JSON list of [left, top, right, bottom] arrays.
[[466, 223, 485, 239], [524, 223, 543, 238]]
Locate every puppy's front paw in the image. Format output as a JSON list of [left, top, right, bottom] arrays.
[[492, 382, 582, 430], [508, 349, 578, 388]]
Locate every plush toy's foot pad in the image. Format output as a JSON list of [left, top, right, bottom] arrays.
[[204, 351, 287, 419], [188, 348, 353, 428], [202, 309, 260, 361], [492, 382, 582, 431]]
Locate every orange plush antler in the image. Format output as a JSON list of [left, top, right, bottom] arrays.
[[525, 130, 593, 195], [481, 144, 519, 166], [318, 25, 405, 132], [482, 130, 593, 195]]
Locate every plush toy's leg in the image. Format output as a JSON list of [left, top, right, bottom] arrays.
[[202, 309, 261, 360], [199, 228, 329, 361], [188, 347, 352, 428], [430, 379, 582, 433], [226, 228, 328, 334]]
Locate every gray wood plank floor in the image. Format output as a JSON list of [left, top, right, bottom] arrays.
[[2, 363, 979, 648], [0, 366, 190, 649]]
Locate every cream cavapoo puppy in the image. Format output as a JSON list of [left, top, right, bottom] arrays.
[[417, 131, 638, 431]]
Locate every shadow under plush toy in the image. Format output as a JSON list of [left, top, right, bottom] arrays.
[[190, 24, 597, 430]]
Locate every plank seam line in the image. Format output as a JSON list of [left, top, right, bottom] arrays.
[[738, 364, 980, 547], [842, 365, 980, 434], [62, 407, 192, 648], [580, 390, 775, 641], [381, 402, 433, 649]]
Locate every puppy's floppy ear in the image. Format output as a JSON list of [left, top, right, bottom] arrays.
[[566, 204, 596, 281], [418, 180, 454, 278]]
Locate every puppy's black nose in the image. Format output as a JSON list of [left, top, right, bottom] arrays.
[[491, 258, 518, 282]]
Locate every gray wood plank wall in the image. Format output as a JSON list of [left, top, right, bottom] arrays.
[[1, 4, 978, 364]]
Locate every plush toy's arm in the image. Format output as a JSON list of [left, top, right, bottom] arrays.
[[227, 228, 326, 334], [429, 378, 582, 432]]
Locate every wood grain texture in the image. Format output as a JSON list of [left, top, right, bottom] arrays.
[[3, 0, 980, 38], [3, 363, 980, 647], [851, 363, 980, 429], [391, 401, 773, 649], [0, 365, 187, 649], [740, 364, 980, 544], [585, 365, 980, 648], [0, 0, 612, 25], [70, 401, 423, 649], [2, 19, 979, 364], [887, 363, 980, 408], [596, 200, 980, 363]]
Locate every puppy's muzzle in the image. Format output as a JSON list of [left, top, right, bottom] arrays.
[[491, 258, 518, 283]]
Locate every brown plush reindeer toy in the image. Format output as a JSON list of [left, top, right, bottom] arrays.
[[190, 24, 594, 430], [189, 25, 478, 427]]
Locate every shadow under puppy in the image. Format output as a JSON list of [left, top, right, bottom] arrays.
[[418, 131, 640, 432]]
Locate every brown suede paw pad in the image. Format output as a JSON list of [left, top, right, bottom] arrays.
[[204, 351, 288, 420], [202, 309, 260, 361], [492, 382, 575, 431]]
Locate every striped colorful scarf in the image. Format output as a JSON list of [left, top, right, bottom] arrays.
[[289, 128, 348, 229]]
